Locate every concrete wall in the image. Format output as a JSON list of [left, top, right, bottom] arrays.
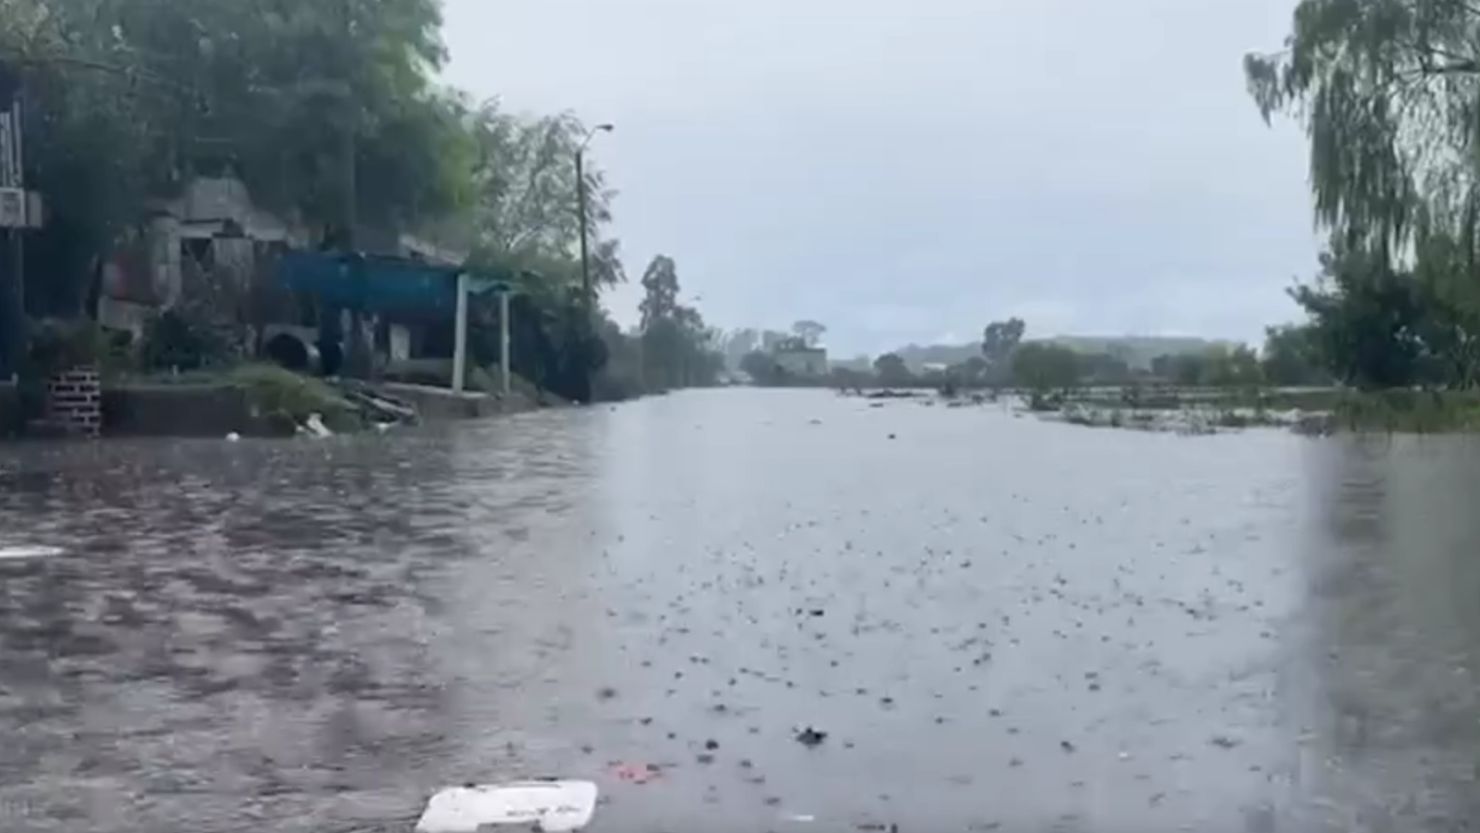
[[97, 295, 154, 342], [102, 384, 258, 437], [379, 381, 503, 420], [0, 380, 18, 436]]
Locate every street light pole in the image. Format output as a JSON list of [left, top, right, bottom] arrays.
[[576, 147, 590, 312], [575, 122, 612, 403], [575, 123, 613, 315]]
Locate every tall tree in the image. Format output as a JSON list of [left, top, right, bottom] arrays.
[[873, 352, 912, 386], [982, 318, 1026, 366], [639, 255, 680, 329], [463, 105, 623, 289], [1012, 343, 1080, 394], [792, 320, 826, 347], [1262, 324, 1328, 386]]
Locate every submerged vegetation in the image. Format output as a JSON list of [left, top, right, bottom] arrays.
[[228, 364, 360, 434]]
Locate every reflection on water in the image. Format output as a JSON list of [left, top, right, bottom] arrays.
[[0, 391, 1478, 831], [1291, 437, 1480, 831]]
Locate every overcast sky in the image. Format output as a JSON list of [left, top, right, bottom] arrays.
[[441, 0, 1317, 356]]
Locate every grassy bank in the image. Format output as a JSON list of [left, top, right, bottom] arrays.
[[1328, 390, 1480, 433], [1049, 385, 1480, 434], [227, 364, 363, 433]]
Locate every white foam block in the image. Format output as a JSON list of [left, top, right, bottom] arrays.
[[0, 545, 64, 561], [415, 780, 598, 832]]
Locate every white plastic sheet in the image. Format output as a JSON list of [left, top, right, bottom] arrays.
[[415, 780, 598, 833]]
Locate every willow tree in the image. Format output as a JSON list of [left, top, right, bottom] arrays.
[[1246, 0, 1480, 252]]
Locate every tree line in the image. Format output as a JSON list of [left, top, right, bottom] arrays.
[[0, 0, 716, 401], [730, 310, 1326, 394]]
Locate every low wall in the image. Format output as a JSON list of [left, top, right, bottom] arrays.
[[0, 381, 18, 437], [102, 384, 258, 437], [378, 381, 505, 420]]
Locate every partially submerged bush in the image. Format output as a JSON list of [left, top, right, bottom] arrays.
[[229, 364, 361, 433]]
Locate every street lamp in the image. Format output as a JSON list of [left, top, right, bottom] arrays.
[[576, 122, 613, 313], [574, 122, 612, 403]]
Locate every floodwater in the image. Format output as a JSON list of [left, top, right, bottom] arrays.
[[2, 390, 1480, 832]]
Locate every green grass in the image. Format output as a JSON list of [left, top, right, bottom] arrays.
[[1330, 390, 1480, 433], [228, 364, 362, 433]]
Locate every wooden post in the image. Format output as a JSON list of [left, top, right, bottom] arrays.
[[452, 272, 468, 394], [499, 289, 511, 397]]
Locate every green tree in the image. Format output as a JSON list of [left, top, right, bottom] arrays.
[[1262, 324, 1327, 386], [982, 318, 1026, 365], [1290, 244, 1430, 388], [1012, 343, 1080, 394], [792, 320, 827, 347], [639, 255, 680, 330], [740, 350, 781, 386], [463, 105, 622, 289], [1202, 345, 1264, 388], [634, 255, 721, 390], [873, 352, 912, 386]]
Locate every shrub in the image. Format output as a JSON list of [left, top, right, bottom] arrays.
[[229, 364, 361, 432], [26, 318, 109, 377], [140, 311, 231, 371]]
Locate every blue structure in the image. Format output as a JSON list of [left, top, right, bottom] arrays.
[[273, 250, 514, 390], [276, 251, 512, 310]]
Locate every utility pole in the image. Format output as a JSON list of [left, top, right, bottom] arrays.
[[338, 0, 370, 380], [575, 123, 612, 402], [574, 123, 613, 311], [576, 147, 591, 314], [500, 288, 511, 398]]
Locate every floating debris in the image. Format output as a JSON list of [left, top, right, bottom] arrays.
[[608, 763, 661, 785], [0, 545, 64, 561], [795, 726, 828, 747], [416, 780, 597, 833]]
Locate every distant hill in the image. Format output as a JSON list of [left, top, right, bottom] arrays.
[[890, 335, 1230, 371], [1047, 336, 1232, 370], [891, 343, 981, 370]]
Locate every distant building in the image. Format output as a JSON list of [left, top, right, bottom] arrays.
[[772, 337, 828, 377]]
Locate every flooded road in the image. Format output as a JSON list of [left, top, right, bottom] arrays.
[[3, 389, 1480, 832]]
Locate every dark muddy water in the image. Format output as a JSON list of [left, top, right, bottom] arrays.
[[2, 390, 1480, 832]]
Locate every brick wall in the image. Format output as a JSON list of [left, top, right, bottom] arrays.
[[47, 368, 101, 437]]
